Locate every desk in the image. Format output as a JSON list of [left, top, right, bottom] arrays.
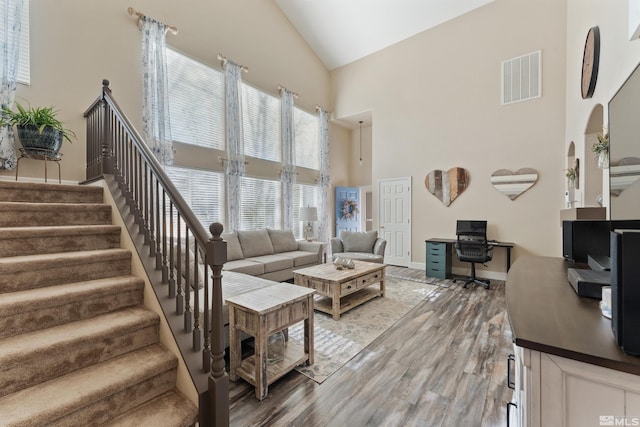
[[425, 238, 515, 279]]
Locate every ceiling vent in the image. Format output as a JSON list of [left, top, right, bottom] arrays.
[[501, 50, 541, 105]]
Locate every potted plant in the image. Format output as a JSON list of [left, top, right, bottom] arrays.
[[565, 167, 577, 187], [0, 102, 75, 156], [592, 133, 609, 169]]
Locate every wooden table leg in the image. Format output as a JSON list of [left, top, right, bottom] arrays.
[[305, 294, 314, 366], [229, 306, 239, 381], [332, 283, 340, 320], [255, 315, 268, 401], [380, 275, 386, 297]]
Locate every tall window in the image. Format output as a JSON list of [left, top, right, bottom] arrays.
[[0, 0, 29, 85], [166, 48, 224, 149], [292, 183, 319, 238], [239, 177, 281, 230], [165, 49, 322, 233], [242, 84, 280, 162], [294, 107, 319, 170], [165, 166, 225, 230]]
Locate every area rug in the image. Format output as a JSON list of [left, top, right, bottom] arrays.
[[287, 276, 439, 383]]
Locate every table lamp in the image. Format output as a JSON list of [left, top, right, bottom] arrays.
[[299, 206, 318, 242]]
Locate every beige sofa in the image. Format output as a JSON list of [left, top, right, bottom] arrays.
[[221, 229, 323, 282]]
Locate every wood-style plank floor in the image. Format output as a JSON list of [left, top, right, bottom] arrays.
[[228, 271, 514, 427]]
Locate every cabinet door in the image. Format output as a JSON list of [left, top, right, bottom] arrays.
[[537, 351, 640, 427]]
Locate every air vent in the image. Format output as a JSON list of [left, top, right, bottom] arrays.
[[502, 50, 541, 105]]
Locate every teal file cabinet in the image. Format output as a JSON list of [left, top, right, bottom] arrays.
[[425, 240, 452, 279]]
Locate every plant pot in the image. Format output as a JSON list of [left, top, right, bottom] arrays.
[[17, 125, 63, 156], [597, 151, 609, 169]]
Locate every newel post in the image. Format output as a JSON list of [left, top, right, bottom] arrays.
[[100, 79, 115, 175], [206, 222, 229, 427]]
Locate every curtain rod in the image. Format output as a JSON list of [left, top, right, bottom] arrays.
[[278, 84, 299, 98], [217, 54, 249, 72], [127, 7, 178, 34]]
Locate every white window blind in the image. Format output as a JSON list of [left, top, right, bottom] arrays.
[[291, 183, 319, 238], [166, 48, 224, 149], [294, 107, 319, 169], [239, 176, 281, 230], [164, 166, 225, 230], [242, 84, 281, 162], [0, 0, 29, 85]]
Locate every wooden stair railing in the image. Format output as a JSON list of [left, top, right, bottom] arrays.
[[83, 79, 228, 427]]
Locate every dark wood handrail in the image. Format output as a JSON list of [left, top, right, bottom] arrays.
[[83, 79, 229, 426]]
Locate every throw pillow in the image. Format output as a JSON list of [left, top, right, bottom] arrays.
[[267, 229, 298, 253], [221, 231, 244, 261], [237, 229, 275, 258], [341, 230, 378, 253]]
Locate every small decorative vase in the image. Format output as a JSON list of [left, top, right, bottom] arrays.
[[344, 259, 355, 269], [333, 257, 344, 270], [597, 151, 609, 169], [267, 331, 285, 365]]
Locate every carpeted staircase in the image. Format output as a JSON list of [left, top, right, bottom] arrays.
[[0, 180, 198, 426]]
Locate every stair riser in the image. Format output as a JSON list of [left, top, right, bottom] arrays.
[[0, 257, 131, 293], [0, 288, 144, 340], [0, 183, 103, 204], [0, 324, 159, 398], [0, 207, 112, 227], [46, 371, 177, 427], [0, 232, 120, 257]]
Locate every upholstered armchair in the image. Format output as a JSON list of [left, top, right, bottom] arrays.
[[330, 230, 386, 264]]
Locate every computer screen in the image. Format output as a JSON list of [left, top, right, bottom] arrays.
[[456, 220, 487, 235]]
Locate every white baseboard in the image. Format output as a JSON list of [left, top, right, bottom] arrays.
[[405, 261, 507, 281]]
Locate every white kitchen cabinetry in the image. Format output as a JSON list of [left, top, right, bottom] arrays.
[[511, 345, 640, 427]]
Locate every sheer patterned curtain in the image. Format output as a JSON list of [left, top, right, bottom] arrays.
[[224, 61, 245, 231], [317, 108, 331, 245], [141, 16, 173, 165], [280, 88, 296, 230], [0, 0, 24, 170]]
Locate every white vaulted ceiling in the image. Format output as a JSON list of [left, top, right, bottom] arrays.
[[274, 0, 494, 70]]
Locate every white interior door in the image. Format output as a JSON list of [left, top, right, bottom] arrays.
[[378, 177, 411, 267]]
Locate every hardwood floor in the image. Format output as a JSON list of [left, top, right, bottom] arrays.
[[228, 272, 514, 427]]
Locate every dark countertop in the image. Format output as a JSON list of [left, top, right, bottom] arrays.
[[506, 255, 640, 375]]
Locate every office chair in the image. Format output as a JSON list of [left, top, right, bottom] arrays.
[[453, 220, 494, 289]]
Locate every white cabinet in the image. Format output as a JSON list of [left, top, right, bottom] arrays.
[[511, 345, 640, 427]]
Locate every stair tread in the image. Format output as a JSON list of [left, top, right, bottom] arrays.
[[0, 344, 177, 425], [0, 306, 158, 362], [0, 201, 109, 209], [0, 275, 143, 315], [0, 224, 120, 236], [103, 390, 198, 427], [0, 248, 130, 267]]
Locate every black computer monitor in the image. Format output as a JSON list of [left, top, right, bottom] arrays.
[[456, 220, 487, 236]]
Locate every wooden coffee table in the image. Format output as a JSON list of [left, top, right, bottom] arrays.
[[293, 260, 385, 320], [226, 283, 315, 401]]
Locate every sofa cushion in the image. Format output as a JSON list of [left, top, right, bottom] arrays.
[[248, 254, 294, 273], [341, 230, 378, 253], [222, 259, 265, 276], [267, 228, 298, 253], [332, 252, 384, 263], [237, 229, 275, 258], [279, 250, 320, 267], [221, 231, 244, 261]]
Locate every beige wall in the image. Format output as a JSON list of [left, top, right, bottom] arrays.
[[565, 0, 640, 215], [330, 0, 568, 273], [3, 0, 341, 183]]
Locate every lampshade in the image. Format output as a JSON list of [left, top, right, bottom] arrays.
[[299, 206, 318, 222]]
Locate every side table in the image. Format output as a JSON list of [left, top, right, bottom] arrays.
[[226, 282, 315, 400], [15, 148, 63, 183]]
